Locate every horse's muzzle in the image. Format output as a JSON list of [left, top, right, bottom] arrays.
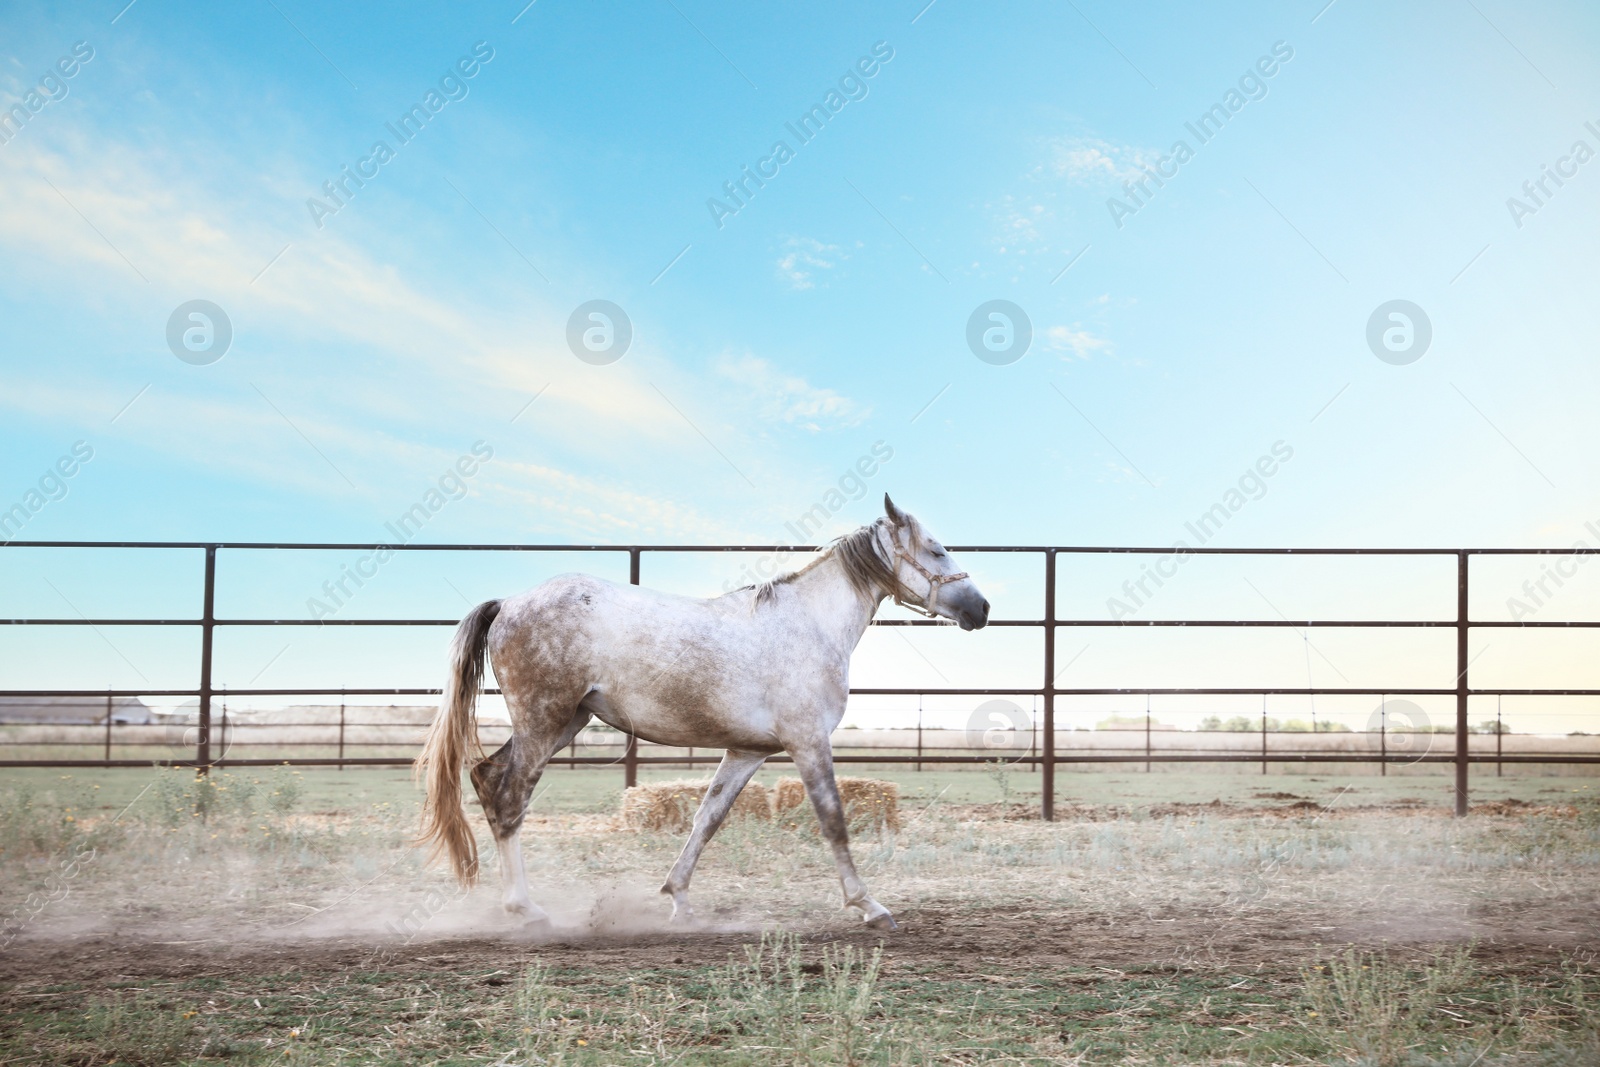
[[956, 597, 990, 631]]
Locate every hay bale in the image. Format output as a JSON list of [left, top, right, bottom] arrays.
[[619, 778, 771, 833], [773, 777, 807, 816], [773, 776, 899, 833]]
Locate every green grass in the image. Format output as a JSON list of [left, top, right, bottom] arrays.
[[1, 763, 1590, 826], [3, 942, 1596, 1065]]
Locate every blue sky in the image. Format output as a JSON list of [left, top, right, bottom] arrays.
[[3, 0, 1599, 733]]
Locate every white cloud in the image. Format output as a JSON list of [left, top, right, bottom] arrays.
[[1045, 324, 1112, 359], [775, 236, 847, 290], [483, 460, 748, 542], [983, 137, 1153, 262], [1038, 136, 1154, 187], [0, 132, 701, 444], [715, 353, 867, 432], [989, 194, 1050, 253], [0, 130, 748, 512], [0, 107, 879, 544]]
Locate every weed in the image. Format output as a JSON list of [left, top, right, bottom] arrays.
[[707, 931, 887, 1065], [986, 758, 1013, 809], [0, 787, 83, 859], [268, 765, 305, 815], [516, 959, 574, 1063], [713, 930, 811, 1059], [146, 767, 310, 828], [79, 991, 196, 1066], [1302, 945, 1474, 1065], [819, 941, 884, 1066]]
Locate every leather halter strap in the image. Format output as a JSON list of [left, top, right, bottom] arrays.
[[885, 521, 968, 619]]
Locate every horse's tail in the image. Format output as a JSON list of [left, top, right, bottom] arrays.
[[416, 598, 502, 885]]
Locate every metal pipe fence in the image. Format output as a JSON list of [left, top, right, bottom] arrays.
[[5, 540, 1600, 818]]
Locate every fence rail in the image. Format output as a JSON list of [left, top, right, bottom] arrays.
[[5, 540, 1600, 818]]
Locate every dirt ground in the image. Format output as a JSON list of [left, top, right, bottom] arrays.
[[4, 798, 1593, 989], [3, 896, 1592, 989]]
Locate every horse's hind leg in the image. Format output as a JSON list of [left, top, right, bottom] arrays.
[[660, 749, 769, 923], [470, 706, 589, 924]]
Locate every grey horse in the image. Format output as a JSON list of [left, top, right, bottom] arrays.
[[416, 495, 989, 931]]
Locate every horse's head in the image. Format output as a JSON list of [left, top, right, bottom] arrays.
[[877, 495, 990, 631]]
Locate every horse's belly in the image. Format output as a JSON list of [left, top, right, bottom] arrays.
[[580, 687, 780, 751]]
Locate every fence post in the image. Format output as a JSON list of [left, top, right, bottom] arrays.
[[1042, 549, 1056, 821], [915, 698, 922, 773], [1144, 696, 1151, 774], [624, 547, 641, 789], [338, 691, 346, 769], [1496, 699, 1503, 778], [197, 546, 217, 775], [1380, 695, 1387, 777], [1455, 552, 1470, 816], [103, 689, 113, 766], [1260, 697, 1267, 775]]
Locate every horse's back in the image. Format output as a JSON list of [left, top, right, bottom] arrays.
[[486, 571, 758, 683], [483, 572, 823, 749]]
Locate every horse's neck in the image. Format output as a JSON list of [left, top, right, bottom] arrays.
[[786, 553, 882, 656]]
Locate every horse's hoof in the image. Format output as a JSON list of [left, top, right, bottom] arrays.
[[506, 902, 551, 926], [515, 912, 554, 937], [864, 912, 899, 933]]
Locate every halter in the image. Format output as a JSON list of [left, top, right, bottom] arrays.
[[884, 521, 968, 619]]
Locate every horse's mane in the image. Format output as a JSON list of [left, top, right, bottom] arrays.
[[733, 519, 901, 607]]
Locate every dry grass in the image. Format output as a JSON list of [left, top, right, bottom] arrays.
[[2, 771, 1598, 1064]]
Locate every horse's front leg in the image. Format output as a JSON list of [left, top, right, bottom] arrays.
[[788, 740, 897, 932], [660, 748, 769, 924]]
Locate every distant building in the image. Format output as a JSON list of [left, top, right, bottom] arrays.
[[0, 695, 154, 724], [162, 702, 447, 725]]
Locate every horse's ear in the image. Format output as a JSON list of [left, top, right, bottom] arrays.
[[884, 494, 907, 527]]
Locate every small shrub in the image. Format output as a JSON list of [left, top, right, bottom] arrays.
[[1302, 946, 1473, 1065], [819, 940, 884, 1066], [712, 931, 885, 1066], [268, 765, 304, 814]]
